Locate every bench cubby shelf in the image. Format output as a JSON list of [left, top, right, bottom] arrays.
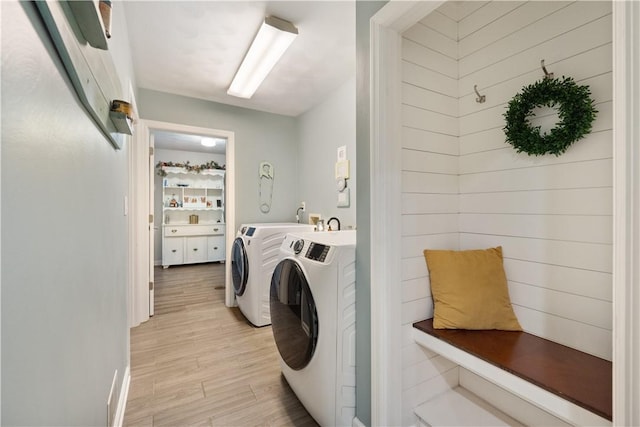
[[161, 167, 225, 268], [413, 319, 612, 426]]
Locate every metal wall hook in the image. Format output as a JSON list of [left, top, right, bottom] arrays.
[[541, 59, 554, 79], [474, 85, 486, 103]]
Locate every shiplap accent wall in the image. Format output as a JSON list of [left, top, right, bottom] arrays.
[[400, 2, 612, 425]]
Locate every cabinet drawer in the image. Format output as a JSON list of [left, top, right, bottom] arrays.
[[186, 236, 207, 263], [207, 236, 225, 261], [163, 238, 184, 265], [164, 224, 225, 237]]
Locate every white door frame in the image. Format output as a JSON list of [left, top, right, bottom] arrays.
[[130, 119, 151, 327], [133, 120, 237, 315], [369, 1, 639, 426], [612, 1, 640, 425]]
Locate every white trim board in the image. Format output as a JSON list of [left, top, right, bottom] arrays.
[[140, 120, 236, 308], [370, 0, 639, 425], [113, 366, 130, 427], [612, 1, 640, 426], [369, 2, 443, 426]]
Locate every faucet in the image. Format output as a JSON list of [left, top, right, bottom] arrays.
[[327, 217, 341, 231], [296, 206, 304, 223]]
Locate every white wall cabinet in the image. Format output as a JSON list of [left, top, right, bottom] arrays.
[[161, 167, 225, 267]]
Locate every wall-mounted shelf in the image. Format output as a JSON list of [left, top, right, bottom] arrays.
[[36, 0, 126, 149], [109, 110, 133, 135], [67, 1, 108, 50]]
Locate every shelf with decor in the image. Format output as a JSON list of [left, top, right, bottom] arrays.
[[160, 167, 225, 268]]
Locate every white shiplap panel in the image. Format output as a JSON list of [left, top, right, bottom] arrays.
[[436, 1, 491, 23], [403, 353, 459, 391], [460, 127, 507, 154], [402, 83, 458, 118], [504, 258, 612, 302], [459, 159, 612, 193], [459, 187, 613, 216], [401, 368, 459, 427], [459, 130, 613, 175], [509, 281, 612, 330], [455, 1, 490, 22], [403, 213, 459, 237], [458, 1, 524, 41], [459, 2, 612, 77], [403, 127, 459, 156], [403, 22, 458, 60], [458, 103, 504, 136], [402, 233, 459, 259], [403, 104, 459, 136], [402, 39, 458, 79], [459, 1, 570, 59], [403, 60, 458, 98], [403, 340, 437, 368], [402, 277, 430, 304], [402, 256, 429, 282], [513, 305, 612, 360], [402, 149, 458, 174], [459, 233, 612, 273], [459, 213, 613, 244], [459, 51, 613, 116], [403, 171, 458, 194], [402, 297, 432, 325], [418, 10, 458, 41], [459, 16, 612, 92], [402, 193, 459, 215]]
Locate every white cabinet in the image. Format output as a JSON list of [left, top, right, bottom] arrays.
[[207, 235, 225, 261], [185, 236, 207, 264], [161, 167, 226, 268]]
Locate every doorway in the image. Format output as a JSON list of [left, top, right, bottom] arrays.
[[130, 120, 236, 327]]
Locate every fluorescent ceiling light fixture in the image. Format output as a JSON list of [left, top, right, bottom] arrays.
[[227, 16, 298, 99], [201, 137, 220, 147]]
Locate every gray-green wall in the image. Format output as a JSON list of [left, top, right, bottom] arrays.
[[1, 1, 134, 424], [355, 2, 387, 426], [138, 89, 299, 228]]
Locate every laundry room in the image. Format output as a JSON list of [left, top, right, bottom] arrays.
[[3, 1, 639, 427]]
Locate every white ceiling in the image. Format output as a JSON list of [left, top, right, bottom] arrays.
[[125, 1, 355, 153], [124, 1, 356, 119]]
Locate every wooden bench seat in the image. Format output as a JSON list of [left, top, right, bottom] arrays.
[[413, 318, 612, 425]]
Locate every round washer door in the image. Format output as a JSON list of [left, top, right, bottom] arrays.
[[270, 259, 319, 370], [231, 237, 248, 296]]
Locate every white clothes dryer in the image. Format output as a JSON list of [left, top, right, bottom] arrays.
[[231, 223, 314, 327], [270, 230, 356, 427]]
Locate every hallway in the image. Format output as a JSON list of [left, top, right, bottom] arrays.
[[124, 263, 318, 426]]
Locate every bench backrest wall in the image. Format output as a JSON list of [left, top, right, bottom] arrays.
[[399, 1, 612, 425]]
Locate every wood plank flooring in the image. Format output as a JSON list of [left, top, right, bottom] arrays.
[[124, 263, 319, 427]]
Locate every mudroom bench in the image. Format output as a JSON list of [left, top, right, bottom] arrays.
[[412, 319, 612, 426]]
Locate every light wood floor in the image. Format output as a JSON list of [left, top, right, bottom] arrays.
[[124, 263, 319, 427]]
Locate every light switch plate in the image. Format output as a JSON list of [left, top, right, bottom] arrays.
[[337, 188, 350, 207]]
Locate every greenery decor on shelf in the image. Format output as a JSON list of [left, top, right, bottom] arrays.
[[156, 160, 225, 176], [503, 76, 597, 156]]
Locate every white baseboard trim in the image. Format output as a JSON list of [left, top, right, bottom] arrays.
[[114, 366, 131, 427], [352, 416, 366, 427]]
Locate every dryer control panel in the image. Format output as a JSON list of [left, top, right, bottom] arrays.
[[306, 242, 330, 262]]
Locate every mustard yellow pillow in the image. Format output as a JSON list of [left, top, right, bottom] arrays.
[[423, 246, 522, 331]]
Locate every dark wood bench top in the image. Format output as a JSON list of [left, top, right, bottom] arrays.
[[413, 318, 612, 421]]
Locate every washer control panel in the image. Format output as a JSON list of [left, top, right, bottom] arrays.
[[293, 239, 305, 254], [306, 242, 330, 262]]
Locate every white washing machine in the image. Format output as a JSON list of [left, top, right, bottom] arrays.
[[270, 230, 356, 427], [231, 223, 314, 327]]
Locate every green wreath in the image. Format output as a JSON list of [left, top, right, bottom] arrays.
[[503, 76, 597, 156]]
